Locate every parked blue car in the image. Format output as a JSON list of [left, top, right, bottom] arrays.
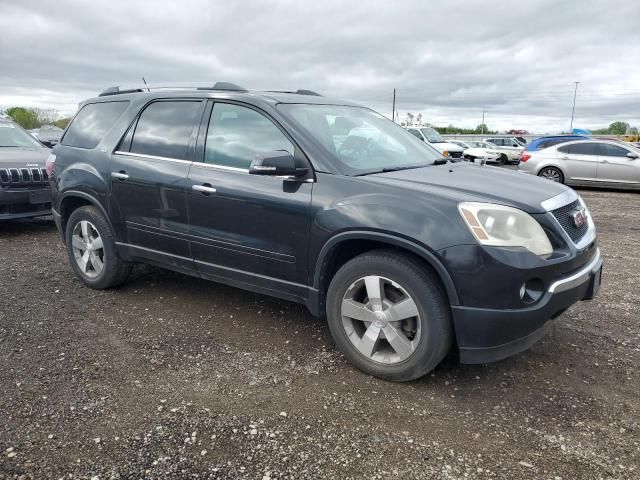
[[525, 135, 588, 152]]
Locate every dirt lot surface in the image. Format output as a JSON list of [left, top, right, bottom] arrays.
[[1, 188, 638, 479]]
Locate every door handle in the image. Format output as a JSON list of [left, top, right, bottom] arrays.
[[601, 159, 609, 163], [560, 156, 569, 160], [192, 184, 217, 195], [111, 171, 129, 180]]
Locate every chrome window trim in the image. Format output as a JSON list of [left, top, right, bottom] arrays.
[[113, 150, 192, 165], [548, 248, 601, 293], [190, 162, 249, 173]]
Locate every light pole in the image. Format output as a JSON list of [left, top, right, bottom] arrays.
[[569, 81, 580, 133], [481, 110, 486, 134], [392, 88, 396, 123]]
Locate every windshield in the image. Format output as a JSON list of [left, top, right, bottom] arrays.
[[0, 122, 43, 148], [279, 104, 442, 175], [420, 127, 445, 143]]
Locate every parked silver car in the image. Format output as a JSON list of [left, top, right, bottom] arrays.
[[518, 139, 640, 189]]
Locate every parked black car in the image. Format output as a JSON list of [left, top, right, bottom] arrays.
[[0, 117, 52, 220], [49, 84, 602, 381]]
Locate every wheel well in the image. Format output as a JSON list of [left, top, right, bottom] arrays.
[[59, 196, 93, 238], [318, 239, 452, 315]]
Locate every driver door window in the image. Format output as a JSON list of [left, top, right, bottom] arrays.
[[205, 103, 294, 169]]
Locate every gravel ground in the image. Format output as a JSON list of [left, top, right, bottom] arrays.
[[0, 187, 638, 479]]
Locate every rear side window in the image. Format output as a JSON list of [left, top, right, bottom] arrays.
[[559, 143, 597, 155], [570, 143, 598, 155], [130, 101, 201, 160], [62, 101, 129, 149]]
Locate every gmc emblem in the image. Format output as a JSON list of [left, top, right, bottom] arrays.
[[572, 208, 587, 228]]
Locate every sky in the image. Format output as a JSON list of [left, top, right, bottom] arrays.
[[1, 0, 639, 133]]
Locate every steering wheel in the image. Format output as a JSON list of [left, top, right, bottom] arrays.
[[338, 135, 370, 157]]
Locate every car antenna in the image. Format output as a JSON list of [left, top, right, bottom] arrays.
[[141, 77, 151, 92]]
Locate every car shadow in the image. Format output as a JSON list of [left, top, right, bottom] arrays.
[[0, 216, 57, 237], [116, 262, 534, 391]]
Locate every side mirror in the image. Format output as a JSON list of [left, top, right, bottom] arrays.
[[626, 151, 638, 159], [249, 150, 307, 177]]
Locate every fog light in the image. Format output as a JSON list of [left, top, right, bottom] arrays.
[[520, 279, 544, 304]]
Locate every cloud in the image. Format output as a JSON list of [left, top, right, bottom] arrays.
[[1, 0, 639, 132]]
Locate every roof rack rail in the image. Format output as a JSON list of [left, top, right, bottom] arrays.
[[197, 82, 247, 92], [295, 89, 322, 96], [97, 82, 248, 97], [265, 89, 323, 97], [99, 86, 146, 97]]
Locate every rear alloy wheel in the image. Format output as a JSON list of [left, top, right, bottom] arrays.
[[326, 250, 452, 382], [538, 167, 564, 183], [71, 220, 105, 279]]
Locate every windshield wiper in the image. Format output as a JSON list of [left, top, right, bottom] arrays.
[[356, 161, 447, 176], [432, 158, 449, 165]]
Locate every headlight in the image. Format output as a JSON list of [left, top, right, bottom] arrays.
[[458, 202, 552, 256], [442, 151, 450, 157]]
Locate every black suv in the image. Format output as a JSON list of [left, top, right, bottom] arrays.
[[50, 83, 602, 381], [0, 117, 52, 220]]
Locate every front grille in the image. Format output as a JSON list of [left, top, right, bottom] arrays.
[[0, 167, 49, 188], [551, 199, 589, 243], [449, 151, 463, 158]]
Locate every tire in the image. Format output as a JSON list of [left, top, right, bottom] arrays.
[[65, 205, 131, 289], [537, 166, 564, 183], [326, 250, 452, 382], [499, 154, 508, 165]]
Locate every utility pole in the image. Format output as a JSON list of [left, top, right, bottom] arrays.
[[569, 81, 579, 133], [392, 88, 396, 123]]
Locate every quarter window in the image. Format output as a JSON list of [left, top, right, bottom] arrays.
[[62, 101, 129, 149], [204, 103, 294, 169], [599, 144, 630, 157], [130, 101, 201, 160]]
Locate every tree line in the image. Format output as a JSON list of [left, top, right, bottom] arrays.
[[590, 121, 638, 136], [2, 107, 72, 130]]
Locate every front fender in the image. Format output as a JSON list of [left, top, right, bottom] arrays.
[[313, 230, 460, 306]]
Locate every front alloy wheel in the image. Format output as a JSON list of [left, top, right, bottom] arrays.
[[71, 220, 105, 278], [326, 250, 452, 382], [341, 275, 421, 364]]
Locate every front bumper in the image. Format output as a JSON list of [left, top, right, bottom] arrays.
[[0, 187, 51, 220], [451, 248, 603, 364]]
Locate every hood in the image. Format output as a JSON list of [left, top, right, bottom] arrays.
[[428, 141, 464, 153], [362, 162, 568, 214], [0, 147, 50, 168]]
